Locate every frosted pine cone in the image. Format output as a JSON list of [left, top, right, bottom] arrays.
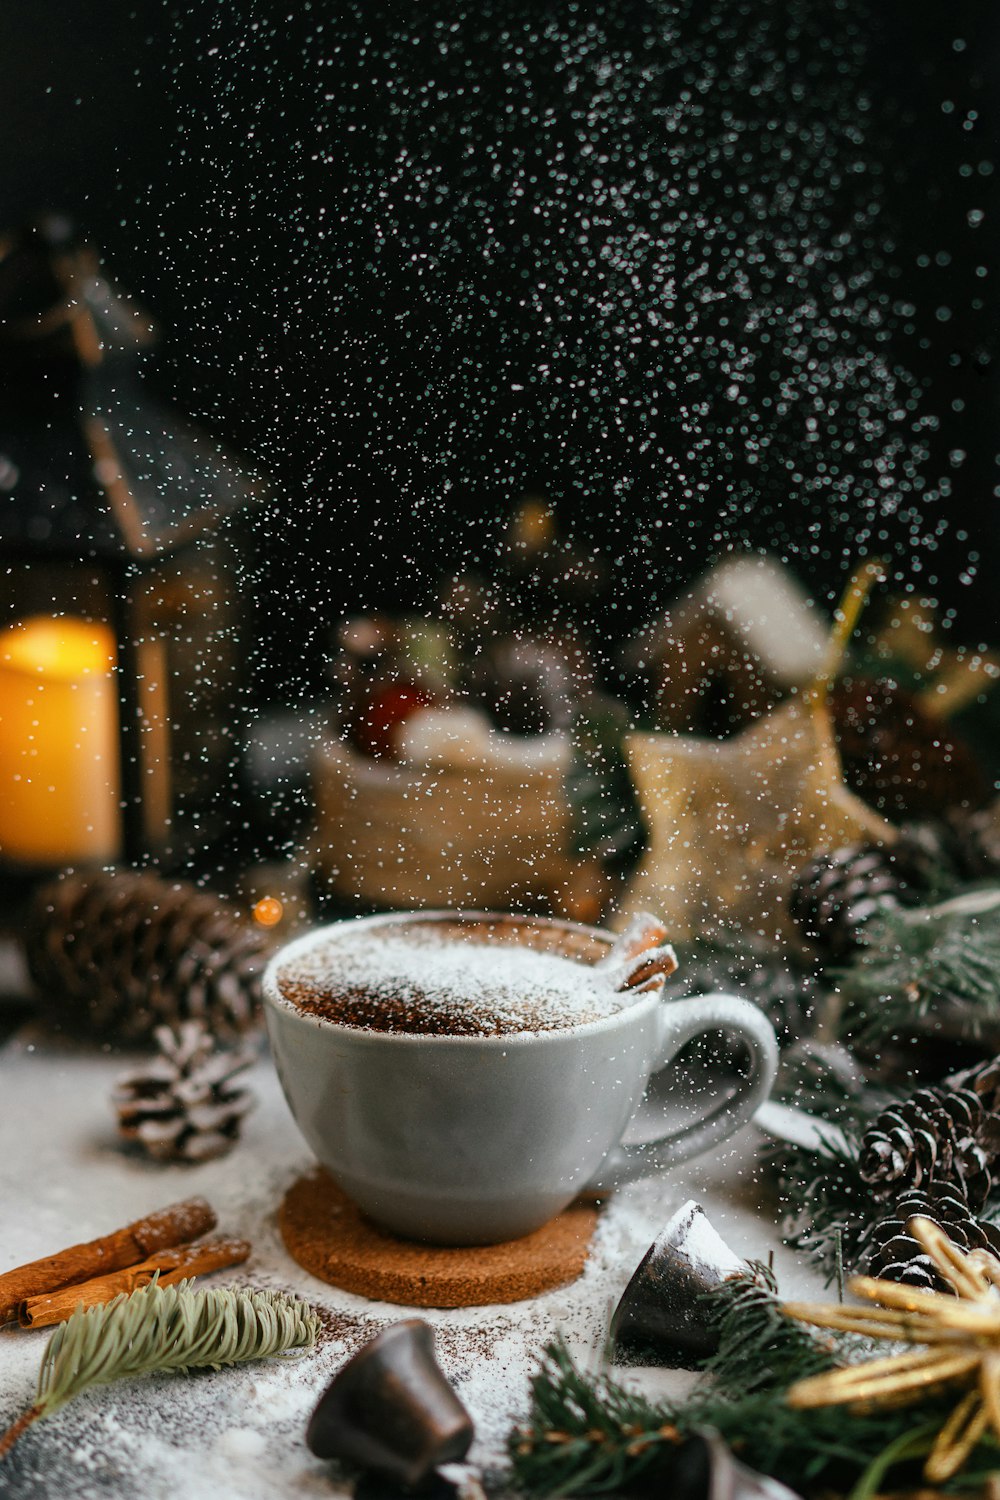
[[26, 868, 271, 1043], [858, 1086, 991, 1212], [949, 1054, 1000, 1120], [113, 1022, 256, 1163], [788, 840, 935, 959], [867, 1190, 1000, 1292], [831, 677, 988, 820]]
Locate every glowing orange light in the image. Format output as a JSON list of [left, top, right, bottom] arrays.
[[0, 615, 121, 863], [252, 895, 284, 927]]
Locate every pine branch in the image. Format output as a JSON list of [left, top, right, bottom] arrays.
[[836, 892, 1000, 1054], [700, 1262, 831, 1396], [772, 1041, 876, 1128], [565, 700, 646, 872], [0, 1279, 319, 1458], [509, 1269, 1000, 1498], [510, 1339, 682, 1497], [510, 1270, 834, 1496], [763, 1126, 874, 1280]]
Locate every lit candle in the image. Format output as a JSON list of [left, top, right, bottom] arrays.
[[0, 616, 121, 865]]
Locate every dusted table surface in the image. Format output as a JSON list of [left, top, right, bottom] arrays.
[[0, 1003, 821, 1499]]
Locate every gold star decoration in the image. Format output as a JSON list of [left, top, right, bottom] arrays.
[[618, 561, 893, 940], [784, 1216, 1000, 1484]]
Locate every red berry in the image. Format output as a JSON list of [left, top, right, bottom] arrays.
[[352, 684, 436, 760]]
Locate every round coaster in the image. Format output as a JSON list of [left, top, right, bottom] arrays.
[[278, 1167, 600, 1308]]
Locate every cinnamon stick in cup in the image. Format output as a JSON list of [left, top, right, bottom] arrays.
[[19, 1235, 251, 1328], [0, 1198, 216, 1324]]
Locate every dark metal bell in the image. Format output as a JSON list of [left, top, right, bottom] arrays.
[[610, 1201, 746, 1366], [307, 1319, 475, 1488]]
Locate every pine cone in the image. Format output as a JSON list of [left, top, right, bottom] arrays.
[[25, 869, 272, 1043], [949, 803, 1000, 879], [858, 1086, 992, 1211], [788, 840, 932, 959], [831, 677, 989, 820], [867, 1191, 1000, 1291], [113, 1022, 256, 1163], [946, 1055, 1000, 1148], [903, 806, 1000, 885]]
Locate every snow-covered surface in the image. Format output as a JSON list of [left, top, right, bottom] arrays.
[[0, 1025, 824, 1498]]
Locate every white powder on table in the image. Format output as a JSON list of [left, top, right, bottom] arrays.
[[0, 1026, 816, 1499]]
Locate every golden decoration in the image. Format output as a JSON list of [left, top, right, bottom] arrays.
[[619, 561, 893, 939], [871, 595, 1000, 722], [784, 1216, 1000, 1484]]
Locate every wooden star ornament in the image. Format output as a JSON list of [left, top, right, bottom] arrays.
[[784, 1217, 1000, 1484], [619, 562, 893, 939]]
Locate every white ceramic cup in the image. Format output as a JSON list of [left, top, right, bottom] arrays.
[[263, 911, 778, 1245]]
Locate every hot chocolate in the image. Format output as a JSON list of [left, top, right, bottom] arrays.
[[275, 916, 639, 1036], [263, 910, 778, 1243]]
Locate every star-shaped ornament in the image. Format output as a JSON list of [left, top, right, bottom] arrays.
[[784, 1216, 1000, 1484], [619, 563, 893, 940]]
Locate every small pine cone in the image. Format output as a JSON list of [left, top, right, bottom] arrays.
[[831, 677, 989, 820], [894, 811, 1000, 887], [867, 1191, 1000, 1291], [25, 869, 272, 1043], [113, 1021, 256, 1163], [788, 841, 931, 959], [946, 1054, 1000, 1157], [858, 1086, 992, 1212], [949, 1053, 1000, 1114], [940, 804, 1000, 882]]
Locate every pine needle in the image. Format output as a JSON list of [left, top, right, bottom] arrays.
[[510, 1269, 1000, 1498], [701, 1261, 831, 1396], [836, 894, 1000, 1054], [0, 1278, 319, 1459], [763, 1125, 874, 1280]]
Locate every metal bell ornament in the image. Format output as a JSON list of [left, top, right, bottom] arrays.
[[306, 1320, 474, 1488], [610, 1201, 746, 1366]]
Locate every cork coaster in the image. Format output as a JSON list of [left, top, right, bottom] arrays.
[[278, 1167, 600, 1308]]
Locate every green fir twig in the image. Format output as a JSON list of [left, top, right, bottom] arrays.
[[509, 1269, 1000, 1498], [763, 1125, 873, 1280], [0, 1278, 319, 1459], [700, 1261, 831, 1396], [836, 890, 1000, 1055], [510, 1338, 681, 1497]]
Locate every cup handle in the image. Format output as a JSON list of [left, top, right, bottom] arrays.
[[584, 993, 779, 1192]]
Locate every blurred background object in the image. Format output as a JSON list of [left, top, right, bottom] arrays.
[[0, 0, 994, 703], [0, 219, 264, 884]]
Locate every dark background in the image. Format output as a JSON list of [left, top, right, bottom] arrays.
[[2, 0, 997, 701]]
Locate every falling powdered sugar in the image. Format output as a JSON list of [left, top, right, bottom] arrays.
[[276, 923, 644, 1036]]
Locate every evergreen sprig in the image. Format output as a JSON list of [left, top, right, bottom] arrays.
[[763, 1125, 873, 1279], [700, 1261, 831, 1396], [511, 1338, 677, 1497], [835, 890, 1000, 1054], [0, 1279, 319, 1459], [565, 699, 646, 872], [509, 1269, 999, 1498]]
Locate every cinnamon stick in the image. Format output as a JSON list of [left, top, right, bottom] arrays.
[[0, 1198, 216, 1324], [19, 1235, 251, 1329]]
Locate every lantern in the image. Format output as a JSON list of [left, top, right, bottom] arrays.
[[0, 218, 262, 876]]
